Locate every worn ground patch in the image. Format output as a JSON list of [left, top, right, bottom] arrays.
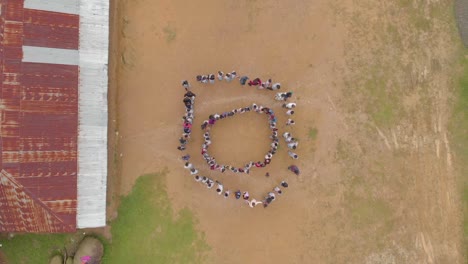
[[107, 0, 465, 263]]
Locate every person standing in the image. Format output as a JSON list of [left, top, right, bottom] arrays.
[[269, 82, 280, 90], [216, 182, 224, 195], [282, 102, 296, 109], [288, 141, 298, 149], [286, 119, 295, 126], [184, 162, 193, 169], [288, 165, 300, 175], [182, 80, 190, 90], [247, 199, 263, 208], [274, 186, 282, 195], [240, 76, 249, 85], [217, 71, 224, 81], [225, 73, 232, 82], [288, 151, 299, 159], [230, 71, 237, 79], [248, 78, 262, 86]]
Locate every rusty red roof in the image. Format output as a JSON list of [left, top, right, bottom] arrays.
[[0, 0, 78, 233]]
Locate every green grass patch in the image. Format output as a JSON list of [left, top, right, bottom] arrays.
[[449, 49, 468, 255], [103, 171, 209, 264], [163, 24, 177, 43], [308, 127, 318, 140], [0, 233, 70, 264]]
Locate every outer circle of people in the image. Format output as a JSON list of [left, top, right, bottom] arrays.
[[178, 70, 301, 208]]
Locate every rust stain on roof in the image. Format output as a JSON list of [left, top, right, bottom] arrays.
[[0, 0, 79, 233]]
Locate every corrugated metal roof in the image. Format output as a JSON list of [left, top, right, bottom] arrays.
[[0, 0, 79, 233], [0, 170, 74, 232]]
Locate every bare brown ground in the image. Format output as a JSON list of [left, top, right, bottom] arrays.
[[109, 0, 464, 263]]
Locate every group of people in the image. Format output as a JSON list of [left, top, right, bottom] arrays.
[[183, 162, 290, 208], [197, 71, 282, 90], [178, 85, 196, 152], [200, 103, 279, 174], [177, 70, 302, 208]]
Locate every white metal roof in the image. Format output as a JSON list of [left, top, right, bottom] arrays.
[[77, 0, 109, 228]]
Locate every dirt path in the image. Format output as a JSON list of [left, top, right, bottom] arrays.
[[110, 0, 463, 263]]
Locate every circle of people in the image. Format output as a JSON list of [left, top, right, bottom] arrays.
[[201, 103, 280, 174], [178, 70, 301, 208]]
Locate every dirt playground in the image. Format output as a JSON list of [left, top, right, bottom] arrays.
[[108, 0, 464, 263]]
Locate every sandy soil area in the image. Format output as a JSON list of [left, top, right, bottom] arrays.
[[108, 0, 463, 263]]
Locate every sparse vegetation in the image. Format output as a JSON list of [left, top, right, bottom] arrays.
[[449, 49, 468, 254], [346, 194, 393, 228], [163, 24, 177, 43], [308, 127, 318, 140]]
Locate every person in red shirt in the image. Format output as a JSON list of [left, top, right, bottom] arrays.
[[248, 78, 262, 86]]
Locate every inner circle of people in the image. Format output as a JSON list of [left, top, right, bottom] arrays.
[[178, 70, 301, 209]]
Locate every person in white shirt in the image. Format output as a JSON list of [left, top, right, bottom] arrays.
[[194, 175, 202, 182], [206, 179, 214, 188], [182, 80, 190, 90], [268, 192, 276, 201], [224, 73, 232, 82], [246, 199, 263, 208], [223, 190, 230, 198], [274, 186, 282, 195], [286, 119, 295, 126], [282, 102, 296, 109], [216, 182, 224, 195], [262, 79, 272, 89], [217, 71, 224, 81], [275, 92, 293, 101], [283, 132, 291, 139], [288, 151, 299, 159], [184, 162, 193, 169], [230, 71, 237, 79], [286, 110, 295, 116], [271, 83, 281, 90], [190, 168, 198, 175], [288, 141, 298, 150]]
